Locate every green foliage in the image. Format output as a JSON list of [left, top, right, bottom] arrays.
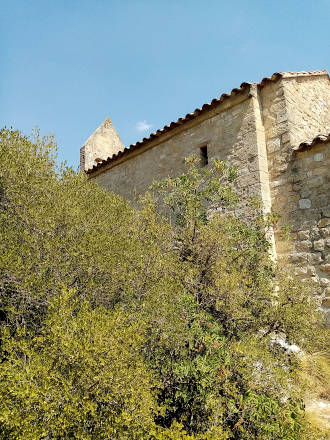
[[147, 158, 326, 439], [0, 128, 327, 439], [0, 128, 136, 332], [0, 289, 156, 439], [297, 353, 330, 437]]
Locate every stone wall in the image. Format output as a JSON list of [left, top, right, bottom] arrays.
[[260, 73, 330, 181], [80, 118, 124, 172], [258, 73, 330, 310], [260, 78, 291, 180], [273, 140, 330, 310], [285, 75, 330, 148], [93, 89, 269, 211]]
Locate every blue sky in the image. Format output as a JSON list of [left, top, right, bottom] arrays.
[[1, 0, 329, 169]]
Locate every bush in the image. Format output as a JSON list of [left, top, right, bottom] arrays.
[[0, 128, 327, 439]]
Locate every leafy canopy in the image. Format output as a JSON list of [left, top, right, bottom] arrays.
[[0, 128, 327, 439]]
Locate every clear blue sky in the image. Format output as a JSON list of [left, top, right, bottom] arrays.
[[1, 0, 329, 169]]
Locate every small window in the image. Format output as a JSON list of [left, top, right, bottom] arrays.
[[200, 145, 208, 166]]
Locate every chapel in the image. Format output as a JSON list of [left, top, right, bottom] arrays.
[[81, 70, 330, 311]]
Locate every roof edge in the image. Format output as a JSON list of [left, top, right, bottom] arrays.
[[258, 70, 328, 88], [87, 83, 253, 175], [87, 70, 329, 175], [295, 133, 330, 152]]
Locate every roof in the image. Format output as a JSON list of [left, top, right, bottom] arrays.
[[296, 133, 330, 152], [87, 70, 329, 175]]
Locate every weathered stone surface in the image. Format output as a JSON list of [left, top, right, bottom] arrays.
[[314, 239, 325, 251], [268, 138, 281, 153], [318, 218, 330, 228], [288, 253, 309, 264], [80, 118, 124, 172], [296, 240, 313, 251], [307, 266, 317, 276], [320, 227, 330, 238], [299, 199, 311, 209], [313, 152, 324, 161], [297, 230, 310, 240], [320, 278, 330, 287], [320, 264, 330, 274], [310, 227, 321, 240], [323, 297, 330, 307], [309, 253, 324, 265], [310, 276, 320, 284], [294, 267, 308, 276]]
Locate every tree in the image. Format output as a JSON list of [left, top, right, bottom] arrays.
[[0, 128, 327, 439], [0, 290, 156, 440], [147, 157, 327, 439]]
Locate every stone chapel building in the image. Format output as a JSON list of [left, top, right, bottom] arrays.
[[80, 70, 330, 311]]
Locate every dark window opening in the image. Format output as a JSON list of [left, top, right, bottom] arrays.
[[200, 145, 208, 166]]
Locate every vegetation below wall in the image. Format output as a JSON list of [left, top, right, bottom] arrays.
[[0, 127, 329, 440]]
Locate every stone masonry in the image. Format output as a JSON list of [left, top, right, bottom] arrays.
[[80, 70, 330, 312], [80, 117, 124, 172]]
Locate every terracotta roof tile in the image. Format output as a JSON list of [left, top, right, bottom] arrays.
[[295, 133, 330, 151], [87, 70, 329, 175]]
